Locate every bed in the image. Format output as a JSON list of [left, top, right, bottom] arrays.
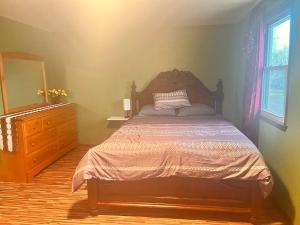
[[72, 69, 273, 223]]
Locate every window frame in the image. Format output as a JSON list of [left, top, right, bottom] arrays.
[[260, 10, 292, 131]]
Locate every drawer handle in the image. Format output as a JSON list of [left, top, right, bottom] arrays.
[[31, 143, 35, 147], [33, 158, 37, 163]]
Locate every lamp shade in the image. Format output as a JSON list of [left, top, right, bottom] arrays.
[[123, 98, 131, 111]]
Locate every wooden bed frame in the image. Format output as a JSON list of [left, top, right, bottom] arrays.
[[87, 69, 263, 223], [131, 69, 224, 116]]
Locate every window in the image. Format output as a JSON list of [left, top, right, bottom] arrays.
[[261, 13, 291, 129]]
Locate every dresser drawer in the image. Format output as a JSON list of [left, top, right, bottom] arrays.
[[25, 128, 57, 154], [26, 152, 58, 181], [58, 119, 77, 136], [42, 115, 62, 130], [26, 143, 58, 170], [23, 119, 42, 137], [43, 109, 76, 130]]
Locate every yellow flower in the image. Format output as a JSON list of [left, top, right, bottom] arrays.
[[46, 88, 68, 98], [36, 89, 45, 96]]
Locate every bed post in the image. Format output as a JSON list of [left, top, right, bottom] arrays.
[[87, 179, 98, 215], [131, 81, 138, 116], [250, 181, 263, 224], [215, 79, 224, 114]]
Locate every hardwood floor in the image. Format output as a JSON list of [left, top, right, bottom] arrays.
[[0, 146, 288, 225]]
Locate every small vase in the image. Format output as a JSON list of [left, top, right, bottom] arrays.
[[51, 96, 61, 104]]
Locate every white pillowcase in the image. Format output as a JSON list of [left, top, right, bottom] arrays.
[[177, 103, 215, 116], [138, 105, 176, 116]]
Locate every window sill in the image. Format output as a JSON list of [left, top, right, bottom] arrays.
[[260, 111, 288, 131]]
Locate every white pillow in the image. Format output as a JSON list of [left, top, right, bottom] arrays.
[[138, 105, 176, 116], [153, 89, 191, 110], [177, 103, 215, 116]]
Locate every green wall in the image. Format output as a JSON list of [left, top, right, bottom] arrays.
[[0, 16, 245, 145], [258, 1, 300, 223], [0, 16, 61, 114], [53, 24, 245, 144]]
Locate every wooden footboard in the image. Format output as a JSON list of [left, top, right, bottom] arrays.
[[87, 177, 263, 222]]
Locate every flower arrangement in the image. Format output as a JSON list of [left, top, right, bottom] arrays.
[[37, 88, 68, 97], [37, 88, 68, 104], [48, 89, 68, 97]]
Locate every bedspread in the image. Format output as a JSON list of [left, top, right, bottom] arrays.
[[72, 116, 273, 197]]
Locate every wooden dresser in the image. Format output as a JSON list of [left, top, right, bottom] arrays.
[[0, 103, 78, 182]]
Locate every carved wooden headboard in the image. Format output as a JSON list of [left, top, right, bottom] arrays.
[[131, 69, 224, 116]]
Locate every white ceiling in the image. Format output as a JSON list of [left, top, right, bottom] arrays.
[[0, 0, 260, 32]]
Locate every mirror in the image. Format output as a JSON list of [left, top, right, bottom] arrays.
[[4, 59, 45, 110], [0, 52, 48, 114]]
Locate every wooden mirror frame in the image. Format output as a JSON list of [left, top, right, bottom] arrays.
[[0, 52, 49, 114]]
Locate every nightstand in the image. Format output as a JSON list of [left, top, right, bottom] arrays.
[[107, 116, 129, 129], [107, 116, 130, 121]]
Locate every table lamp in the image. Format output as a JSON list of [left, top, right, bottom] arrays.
[[123, 98, 131, 118]]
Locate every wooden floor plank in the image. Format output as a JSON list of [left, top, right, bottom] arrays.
[[0, 146, 288, 225]]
